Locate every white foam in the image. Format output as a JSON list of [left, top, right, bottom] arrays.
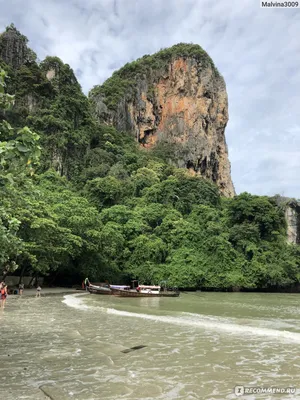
[[62, 293, 90, 310], [62, 293, 107, 313], [106, 308, 300, 344], [62, 294, 300, 344]]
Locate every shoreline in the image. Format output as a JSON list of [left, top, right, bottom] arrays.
[[6, 287, 80, 298]]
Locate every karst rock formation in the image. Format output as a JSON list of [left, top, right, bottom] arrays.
[[90, 44, 235, 197]]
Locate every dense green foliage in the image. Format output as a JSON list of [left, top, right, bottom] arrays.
[[0, 69, 41, 270], [89, 43, 219, 110], [0, 28, 95, 179], [1, 27, 300, 290]]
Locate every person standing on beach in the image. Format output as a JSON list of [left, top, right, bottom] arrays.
[[1, 283, 8, 309], [19, 282, 24, 296], [36, 285, 41, 297], [84, 278, 90, 291]]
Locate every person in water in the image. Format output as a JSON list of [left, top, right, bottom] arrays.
[[36, 285, 41, 297], [1, 283, 8, 309], [19, 282, 24, 296]]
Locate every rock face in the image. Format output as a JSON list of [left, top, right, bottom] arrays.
[[90, 45, 235, 197], [285, 201, 300, 244], [0, 24, 36, 69], [274, 196, 300, 244], [0, 25, 89, 179], [0, 25, 39, 114]]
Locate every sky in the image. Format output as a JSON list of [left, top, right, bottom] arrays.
[[1, 0, 300, 198]]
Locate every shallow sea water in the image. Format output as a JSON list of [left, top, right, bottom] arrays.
[[1, 291, 300, 399]]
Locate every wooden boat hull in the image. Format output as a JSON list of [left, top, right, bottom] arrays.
[[111, 289, 180, 297], [88, 285, 112, 295]]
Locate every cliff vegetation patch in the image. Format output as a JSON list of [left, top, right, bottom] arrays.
[[89, 43, 219, 111]]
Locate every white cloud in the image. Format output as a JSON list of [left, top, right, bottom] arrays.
[[0, 0, 300, 198]]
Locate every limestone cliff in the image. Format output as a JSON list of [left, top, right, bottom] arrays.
[[0, 24, 36, 69], [285, 201, 300, 244], [273, 196, 300, 244], [90, 44, 235, 197], [0, 25, 91, 179], [0, 24, 41, 115]]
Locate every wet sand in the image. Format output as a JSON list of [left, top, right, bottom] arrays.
[[8, 287, 80, 297]]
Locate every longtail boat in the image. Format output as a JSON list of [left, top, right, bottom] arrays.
[[88, 284, 131, 295], [110, 285, 130, 290], [88, 284, 112, 295], [111, 285, 180, 297]]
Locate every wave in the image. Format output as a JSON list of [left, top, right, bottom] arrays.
[[63, 294, 300, 344], [62, 293, 91, 310], [106, 308, 300, 344]]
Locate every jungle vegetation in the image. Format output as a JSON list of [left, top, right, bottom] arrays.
[[1, 27, 299, 290]]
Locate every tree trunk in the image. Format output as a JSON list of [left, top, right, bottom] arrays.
[[28, 275, 35, 288], [18, 265, 26, 285], [48, 270, 59, 287]]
